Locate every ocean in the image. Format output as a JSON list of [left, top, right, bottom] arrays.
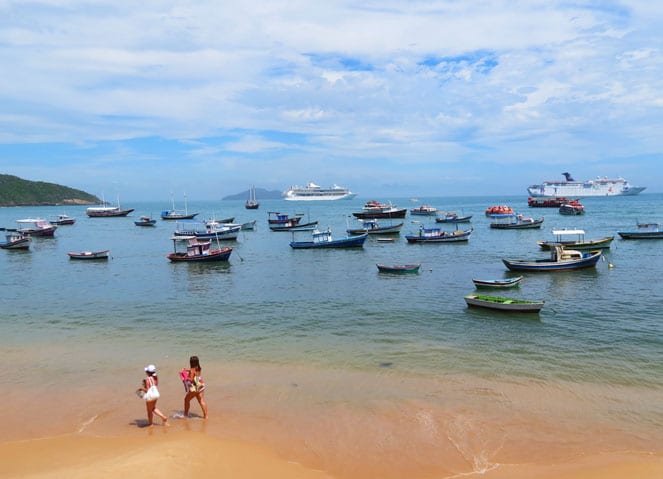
[[1, 194, 662, 477]]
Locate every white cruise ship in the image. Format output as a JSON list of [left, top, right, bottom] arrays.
[[283, 182, 357, 201], [527, 173, 645, 198]]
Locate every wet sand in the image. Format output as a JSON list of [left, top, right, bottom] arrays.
[[2, 360, 662, 478]]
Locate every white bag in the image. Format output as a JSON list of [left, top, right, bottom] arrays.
[[143, 385, 160, 401]]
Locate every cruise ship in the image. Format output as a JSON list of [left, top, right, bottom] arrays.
[[283, 182, 357, 201], [527, 173, 646, 198]]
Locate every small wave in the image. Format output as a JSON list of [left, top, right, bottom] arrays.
[[78, 414, 98, 433]]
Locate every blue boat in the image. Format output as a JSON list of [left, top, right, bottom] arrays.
[[290, 228, 368, 249], [405, 226, 473, 243], [502, 245, 602, 272], [617, 222, 663, 239]]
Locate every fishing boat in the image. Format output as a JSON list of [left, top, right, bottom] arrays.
[[559, 199, 584, 215], [405, 226, 473, 243], [0, 232, 31, 250], [352, 201, 407, 219], [49, 214, 76, 225], [68, 250, 110, 260], [527, 197, 569, 207], [268, 212, 302, 225], [376, 263, 421, 274], [134, 216, 157, 226], [173, 220, 241, 240], [537, 229, 614, 250], [161, 194, 198, 220], [409, 205, 438, 216], [240, 220, 257, 230], [502, 245, 602, 272], [269, 219, 319, 231], [347, 219, 404, 236], [86, 199, 134, 217], [617, 222, 663, 239], [436, 212, 473, 223], [16, 218, 57, 237], [283, 182, 356, 201], [245, 186, 260, 209], [289, 228, 367, 249], [527, 172, 645, 197], [166, 236, 232, 262], [472, 276, 523, 288], [490, 214, 544, 229], [464, 294, 544, 313]]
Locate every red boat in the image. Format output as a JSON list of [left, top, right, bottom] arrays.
[[167, 236, 232, 262], [559, 199, 585, 215], [528, 197, 569, 207]]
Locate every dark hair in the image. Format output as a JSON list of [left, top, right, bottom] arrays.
[[189, 355, 200, 369]]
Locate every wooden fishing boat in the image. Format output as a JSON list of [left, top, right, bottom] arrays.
[[559, 200, 584, 215], [617, 223, 663, 239], [376, 263, 421, 274], [268, 212, 302, 225], [0, 232, 31, 250], [502, 245, 602, 272], [289, 229, 367, 249], [352, 201, 407, 219], [435, 212, 472, 223], [409, 205, 438, 216], [166, 236, 232, 262], [134, 216, 157, 226], [537, 229, 613, 250], [472, 276, 523, 288], [464, 294, 544, 313], [490, 215, 544, 229], [68, 250, 110, 260], [347, 219, 404, 235], [49, 214, 76, 225], [270, 219, 319, 231], [405, 226, 473, 243], [174, 220, 241, 240], [528, 197, 569, 207]]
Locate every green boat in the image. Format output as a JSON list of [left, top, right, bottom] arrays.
[[464, 294, 544, 313]]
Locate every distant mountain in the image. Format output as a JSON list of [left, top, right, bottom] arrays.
[[0, 174, 100, 206], [222, 188, 283, 200]]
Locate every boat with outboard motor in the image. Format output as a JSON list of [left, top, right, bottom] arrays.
[[502, 245, 602, 272]]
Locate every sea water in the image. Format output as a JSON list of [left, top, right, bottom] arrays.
[[1, 194, 662, 477]]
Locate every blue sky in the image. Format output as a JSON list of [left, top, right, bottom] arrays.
[[0, 1, 660, 200]]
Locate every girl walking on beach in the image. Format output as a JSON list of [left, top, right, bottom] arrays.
[[183, 355, 208, 419], [140, 364, 168, 426]]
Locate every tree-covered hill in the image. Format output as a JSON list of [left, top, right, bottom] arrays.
[[0, 174, 100, 206]]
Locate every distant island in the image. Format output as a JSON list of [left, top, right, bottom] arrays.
[[222, 188, 283, 200], [0, 174, 100, 206]]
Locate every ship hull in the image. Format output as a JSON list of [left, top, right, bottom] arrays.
[[527, 179, 645, 198]]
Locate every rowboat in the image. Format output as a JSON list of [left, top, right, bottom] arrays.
[[166, 236, 232, 262], [472, 276, 523, 288], [376, 263, 421, 274], [68, 250, 110, 260], [464, 294, 544, 313], [537, 229, 614, 250], [435, 212, 472, 223], [502, 245, 602, 272], [617, 223, 663, 239], [405, 226, 473, 243], [290, 229, 367, 249], [490, 215, 544, 229]]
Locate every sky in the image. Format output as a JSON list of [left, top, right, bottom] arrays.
[[0, 0, 661, 200]]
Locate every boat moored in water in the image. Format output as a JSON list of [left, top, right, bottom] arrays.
[[464, 294, 544, 313], [376, 263, 421, 274], [537, 229, 614, 250], [405, 226, 473, 243], [490, 214, 544, 229], [502, 245, 602, 272], [617, 223, 663, 239], [49, 214, 76, 225], [353, 201, 407, 219], [347, 219, 404, 236], [1, 232, 31, 250], [472, 276, 523, 288], [289, 228, 367, 249], [16, 218, 57, 237], [166, 236, 232, 262], [528, 172, 645, 197], [68, 249, 110, 260]]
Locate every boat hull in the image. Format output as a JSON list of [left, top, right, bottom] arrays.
[[1, 236, 31, 250], [436, 215, 472, 223], [618, 231, 663, 239], [405, 227, 473, 243], [502, 251, 602, 271], [290, 233, 367, 249], [347, 222, 404, 235], [167, 247, 232, 262], [270, 221, 319, 232], [376, 264, 420, 274], [353, 209, 407, 219], [68, 250, 110, 260], [490, 218, 544, 229], [464, 294, 544, 313], [472, 276, 523, 288]]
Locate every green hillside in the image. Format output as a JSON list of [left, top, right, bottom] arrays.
[[0, 174, 100, 206]]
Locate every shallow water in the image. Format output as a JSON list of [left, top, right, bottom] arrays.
[[1, 194, 662, 476]]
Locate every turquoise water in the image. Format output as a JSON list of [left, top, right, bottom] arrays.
[[2, 195, 661, 386]]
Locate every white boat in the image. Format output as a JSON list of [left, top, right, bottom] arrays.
[[283, 182, 356, 201], [16, 218, 57, 237], [528, 172, 645, 197]]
